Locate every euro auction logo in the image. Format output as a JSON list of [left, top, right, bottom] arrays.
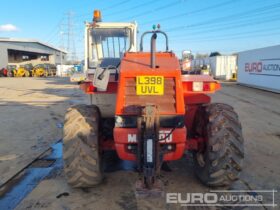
[[245, 59, 280, 76], [166, 190, 278, 207], [245, 62, 262, 72]]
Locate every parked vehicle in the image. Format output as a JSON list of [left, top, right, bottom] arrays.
[[6, 65, 17, 77], [14, 64, 33, 77], [0, 68, 8, 77], [32, 64, 47, 77]]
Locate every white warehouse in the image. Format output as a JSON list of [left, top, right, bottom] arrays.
[[0, 38, 67, 69]]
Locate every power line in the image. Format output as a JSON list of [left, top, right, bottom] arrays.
[[170, 31, 280, 50], [101, 0, 132, 11], [168, 12, 280, 39], [74, 0, 132, 20], [104, 0, 160, 18], [44, 18, 64, 41], [45, 1, 280, 61], [166, 2, 280, 32], [59, 24, 65, 49], [170, 24, 280, 42], [116, 0, 182, 21], [46, 29, 60, 44], [141, 0, 238, 26], [61, 12, 77, 62]]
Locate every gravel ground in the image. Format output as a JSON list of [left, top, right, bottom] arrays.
[[0, 78, 279, 210]]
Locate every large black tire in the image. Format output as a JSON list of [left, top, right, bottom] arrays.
[[63, 104, 103, 188], [193, 103, 244, 187]]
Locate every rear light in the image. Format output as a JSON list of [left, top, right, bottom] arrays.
[[192, 82, 203, 91], [190, 82, 217, 92], [203, 82, 216, 91], [87, 84, 95, 92]]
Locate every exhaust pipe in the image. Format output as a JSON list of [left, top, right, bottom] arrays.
[[140, 30, 169, 68], [150, 33, 157, 69]]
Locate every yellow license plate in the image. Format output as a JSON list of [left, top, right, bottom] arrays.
[[136, 76, 164, 95]]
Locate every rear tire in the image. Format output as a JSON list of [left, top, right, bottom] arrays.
[[63, 104, 103, 188], [193, 103, 244, 187]]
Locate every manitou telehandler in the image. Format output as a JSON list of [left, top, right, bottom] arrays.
[[63, 10, 244, 194]]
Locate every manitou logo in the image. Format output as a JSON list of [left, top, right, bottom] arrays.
[[128, 134, 137, 143], [159, 131, 173, 142], [245, 62, 262, 72], [128, 131, 173, 143]]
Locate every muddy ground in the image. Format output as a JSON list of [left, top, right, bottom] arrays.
[[0, 78, 86, 186], [0, 77, 279, 210]]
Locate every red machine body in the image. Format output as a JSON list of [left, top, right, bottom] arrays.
[[80, 51, 221, 161], [64, 11, 243, 191]]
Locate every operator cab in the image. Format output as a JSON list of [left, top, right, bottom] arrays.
[[85, 22, 137, 90], [89, 27, 132, 69], [85, 11, 137, 76], [71, 10, 137, 84], [79, 11, 138, 117]]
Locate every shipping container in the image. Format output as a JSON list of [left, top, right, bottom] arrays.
[[211, 56, 237, 80], [237, 45, 280, 93], [191, 55, 237, 80]]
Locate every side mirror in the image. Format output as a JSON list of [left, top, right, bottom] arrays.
[[93, 67, 110, 91]]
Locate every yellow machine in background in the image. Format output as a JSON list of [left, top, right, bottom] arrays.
[[15, 67, 28, 77], [6, 65, 17, 77], [44, 64, 56, 76], [32, 64, 56, 77], [15, 64, 33, 77], [33, 64, 48, 77], [7, 63, 56, 77]]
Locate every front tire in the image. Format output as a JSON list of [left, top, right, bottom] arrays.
[[63, 104, 103, 188], [193, 103, 244, 187]]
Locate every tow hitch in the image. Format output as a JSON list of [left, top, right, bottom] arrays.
[[135, 105, 164, 197]]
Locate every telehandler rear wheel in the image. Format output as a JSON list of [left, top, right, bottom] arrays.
[[194, 103, 244, 187], [63, 104, 103, 188]]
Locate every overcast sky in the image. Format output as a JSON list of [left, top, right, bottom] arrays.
[[1, 0, 280, 59]]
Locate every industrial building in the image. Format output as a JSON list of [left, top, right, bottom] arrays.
[[0, 38, 67, 69]]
